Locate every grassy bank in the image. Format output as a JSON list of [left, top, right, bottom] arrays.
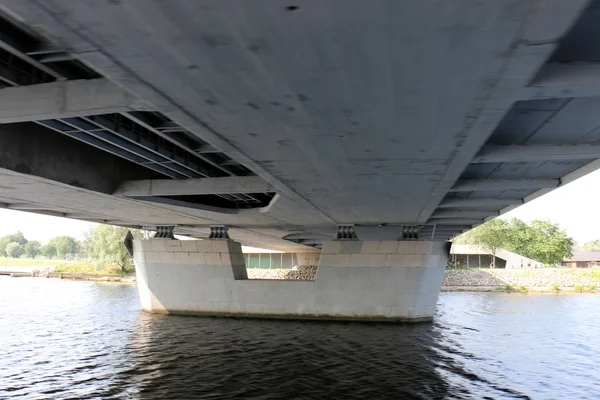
[[53, 264, 133, 277], [0, 258, 133, 276]]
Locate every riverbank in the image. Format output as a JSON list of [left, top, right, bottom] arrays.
[[443, 268, 600, 292], [2, 270, 136, 283], [0, 257, 134, 280], [248, 266, 600, 293], [5, 264, 599, 292]]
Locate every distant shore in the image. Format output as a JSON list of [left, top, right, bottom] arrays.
[[3, 265, 599, 293], [1, 270, 136, 283], [442, 268, 600, 293]]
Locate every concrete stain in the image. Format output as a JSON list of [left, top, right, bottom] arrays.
[[245, 102, 261, 110], [276, 139, 294, 146], [159, 309, 433, 323], [202, 34, 232, 47], [247, 39, 268, 53]]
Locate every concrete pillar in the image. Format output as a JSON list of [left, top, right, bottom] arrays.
[[133, 239, 447, 322]]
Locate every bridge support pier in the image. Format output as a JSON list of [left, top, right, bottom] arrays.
[[132, 239, 447, 322]]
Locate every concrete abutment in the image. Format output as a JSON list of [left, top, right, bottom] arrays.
[[133, 239, 447, 322]]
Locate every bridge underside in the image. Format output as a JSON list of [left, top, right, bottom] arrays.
[[0, 1, 599, 250]]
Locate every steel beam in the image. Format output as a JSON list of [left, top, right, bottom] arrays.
[[36, 120, 182, 178], [472, 145, 600, 163], [0, 27, 63, 79], [0, 64, 19, 86], [0, 79, 148, 123], [438, 198, 523, 208], [121, 112, 238, 177], [450, 179, 559, 192], [114, 176, 274, 197]]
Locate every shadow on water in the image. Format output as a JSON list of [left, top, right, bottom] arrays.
[[103, 313, 523, 400], [6, 279, 588, 399]]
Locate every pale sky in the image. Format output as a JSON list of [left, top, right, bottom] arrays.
[[0, 169, 599, 245], [501, 168, 600, 245]]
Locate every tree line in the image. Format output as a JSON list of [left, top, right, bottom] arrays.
[[578, 240, 600, 252], [453, 218, 575, 266], [0, 232, 80, 259], [0, 225, 143, 271]]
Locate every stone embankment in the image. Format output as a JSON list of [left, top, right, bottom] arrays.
[[248, 266, 600, 290], [247, 265, 318, 280], [443, 268, 600, 289]]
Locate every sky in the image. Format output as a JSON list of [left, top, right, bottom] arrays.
[[0, 168, 600, 245]]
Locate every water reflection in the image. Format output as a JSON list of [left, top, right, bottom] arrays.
[[123, 314, 456, 399], [1, 278, 600, 399]]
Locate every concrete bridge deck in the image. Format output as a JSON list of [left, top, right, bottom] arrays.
[[0, 1, 598, 251]]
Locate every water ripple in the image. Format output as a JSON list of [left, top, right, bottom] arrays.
[[1, 278, 599, 399]]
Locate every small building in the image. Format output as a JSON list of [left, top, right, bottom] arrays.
[[562, 252, 600, 268], [450, 244, 544, 269]]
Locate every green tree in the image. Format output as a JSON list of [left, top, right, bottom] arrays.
[[5, 242, 24, 258], [454, 219, 509, 268], [583, 240, 600, 252], [0, 231, 27, 256], [525, 220, 573, 264], [41, 243, 57, 259], [87, 225, 143, 272], [45, 236, 80, 259], [24, 240, 41, 258], [455, 218, 574, 266]]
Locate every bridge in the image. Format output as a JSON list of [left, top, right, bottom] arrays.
[[0, 0, 598, 320]]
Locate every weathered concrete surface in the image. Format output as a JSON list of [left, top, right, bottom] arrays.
[[0, 79, 148, 123], [0, 0, 591, 237], [0, 1, 597, 249], [133, 239, 447, 321], [114, 176, 275, 197]]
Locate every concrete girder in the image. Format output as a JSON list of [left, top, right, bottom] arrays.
[[6, 203, 52, 210], [426, 219, 483, 226], [113, 176, 275, 197], [65, 214, 107, 221], [472, 145, 600, 164], [194, 144, 220, 154], [421, 225, 472, 231], [430, 211, 498, 219], [0, 79, 149, 123], [438, 198, 523, 208], [450, 179, 559, 192], [415, 0, 589, 221], [528, 62, 600, 100]]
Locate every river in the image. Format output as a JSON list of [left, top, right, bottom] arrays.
[[1, 276, 599, 399]]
